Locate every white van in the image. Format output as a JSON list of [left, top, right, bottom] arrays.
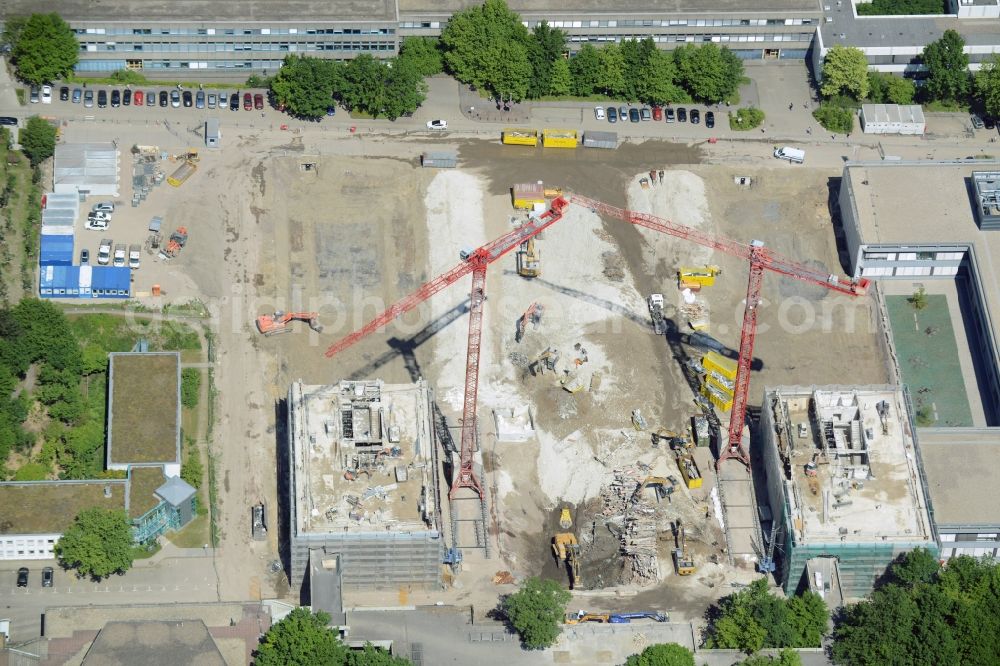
[[773, 146, 805, 164]]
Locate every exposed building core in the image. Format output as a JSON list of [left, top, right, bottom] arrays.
[[287, 379, 443, 591], [760, 386, 936, 598]]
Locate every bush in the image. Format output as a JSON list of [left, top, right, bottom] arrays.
[[812, 104, 854, 134], [181, 368, 201, 408], [729, 107, 765, 131]]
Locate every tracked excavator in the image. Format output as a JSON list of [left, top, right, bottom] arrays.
[[552, 532, 582, 589], [256, 311, 324, 336]]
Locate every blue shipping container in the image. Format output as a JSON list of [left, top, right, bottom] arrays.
[[40, 234, 75, 267], [39, 265, 130, 299]]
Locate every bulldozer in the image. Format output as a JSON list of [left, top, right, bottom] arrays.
[[552, 533, 582, 589], [673, 520, 696, 576], [256, 311, 324, 336], [516, 238, 540, 278]]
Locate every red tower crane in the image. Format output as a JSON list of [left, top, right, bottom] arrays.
[[567, 194, 869, 468], [325, 197, 570, 499]]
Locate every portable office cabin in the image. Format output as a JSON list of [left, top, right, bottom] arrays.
[[420, 152, 457, 168], [41, 208, 75, 235], [205, 118, 220, 148], [39, 265, 129, 299], [583, 131, 618, 149], [860, 104, 925, 135], [90, 267, 131, 298], [53, 143, 120, 196], [40, 234, 74, 266]]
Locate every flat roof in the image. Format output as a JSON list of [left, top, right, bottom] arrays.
[[108, 353, 181, 466], [81, 620, 225, 666], [289, 380, 437, 536], [53, 143, 118, 189], [0, 0, 396, 22], [820, 4, 1000, 49], [918, 428, 1000, 526], [400, 0, 821, 15], [773, 386, 934, 545], [0, 480, 127, 535], [129, 467, 166, 519]]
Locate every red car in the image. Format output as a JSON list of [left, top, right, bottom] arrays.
[[254, 93, 264, 110], [243, 92, 252, 110], [133, 90, 144, 106], [651, 106, 663, 122]]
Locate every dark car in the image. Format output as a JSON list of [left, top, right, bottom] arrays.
[[80, 249, 90, 264], [0, 117, 17, 126], [628, 107, 640, 123], [159, 90, 169, 107], [182, 90, 193, 107], [42, 566, 54, 587], [985, 116, 997, 130], [326, 105, 336, 116], [195, 90, 205, 109], [705, 111, 715, 128], [59, 86, 69, 101], [110, 89, 121, 107], [231, 93, 240, 111], [147, 90, 156, 107], [97, 90, 108, 108], [254, 93, 264, 110], [17, 567, 28, 588], [690, 109, 700, 124], [243, 92, 252, 110], [607, 107, 618, 123], [123, 88, 132, 106], [677, 107, 687, 122], [665, 107, 675, 123]]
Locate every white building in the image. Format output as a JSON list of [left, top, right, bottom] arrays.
[[53, 143, 120, 198]]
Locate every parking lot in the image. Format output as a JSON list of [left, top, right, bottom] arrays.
[[37, 83, 269, 114]]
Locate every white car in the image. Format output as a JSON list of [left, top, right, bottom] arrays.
[[41, 85, 52, 104], [594, 106, 605, 120], [85, 218, 109, 231], [92, 202, 115, 213], [426, 119, 448, 130]]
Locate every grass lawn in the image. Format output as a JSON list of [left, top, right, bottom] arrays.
[[166, 511, 211, 548]]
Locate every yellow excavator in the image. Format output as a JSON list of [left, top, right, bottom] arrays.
[[552, 533, 582, 589], [559, 506, 573, 529], [565, 611, 609, 624], [516, 238, 540, 278], [634, 476, 677, 502], [673, 520, 696, 576]]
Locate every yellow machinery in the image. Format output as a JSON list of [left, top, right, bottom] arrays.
[[701, 352, 737, 411], [167, 160, 197, 187], [542, 129, 578, 148], [673, 521, 696, 576], [516, 238, 540, 277], [559, 506, 573, 529], [552, 533, 582, 589], [565, 611, 609, 624], [677, 452, 703, 489], [678, 265, 722, 288], [502, 129, 538, 146], [512, 182, 546, 210], [634, 476, 676, 502]]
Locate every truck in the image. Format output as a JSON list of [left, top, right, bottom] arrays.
[[113, 243, 127, 267], [648, 293, 665, 335], [773, 146, 805, 164], [98, 238, 113, 265], [128, 244, 141, 269]]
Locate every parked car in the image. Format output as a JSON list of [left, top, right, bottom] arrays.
[[72, 88, 82, 103], [243, 92, 252, 110], [98, 90, 108, 108], [17, 568, 28, 588], [92, 202, 115, 213], [607, 107, 618, 123], [0, 117, 18, 126], [690, 109, 700, 124], [86, 217, 110, 231], [652, 106, 663, 121], [985, 116, 997, 130], [124, 89, 133, 105], [182, 90, 193, 107], [195, 90, 205, 108], [41, 85, 52, 104], [160, 91, 169, 107], [98, 239, 112, 265], [128, 244, 141, 269], [171, 90, 181, 107], [146, 90, 156, 106], [84, 90, 94, 107], [426, 119, 448, 130], [705, 111, 715, 128], [628, 107, 640, 123], [594, 106, 605, 120], [207, 93, 216, 109], [640, 107, 652, 121], [254, 93, 264, 110], [42, 566, 53, 588], [665, 107, 675, 123], [677, 107, 687, 122], [111, 89, 121, 107], [59, 86, 70, 101], [971, 114, 985, 130], [133, 90, 143, 106], [113, 243, 126, 267], [231, 94, 240, 111], [80, 249, 90, 264], [619, 106, 628, 120], [29, 85, 40, 103], [327, 106, 336, 116]]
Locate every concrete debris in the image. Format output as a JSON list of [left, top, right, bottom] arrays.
[[601, 467, 661, 585]]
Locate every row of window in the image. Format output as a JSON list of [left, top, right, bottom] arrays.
[[864, 251, 965, 261], [568, 33, 813, 44], [78, 27, 394, 36], [525, 17, 815, 28], [82, 41, 395, 53], [0, 537, 56, 558]]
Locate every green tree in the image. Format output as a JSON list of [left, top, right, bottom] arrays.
[[13, 461, 49, 481], [19, 116, 57, 167], [909, 286, 928, 310], [345, 642, 413, 665], [640, 49, 687, 106], [382, 56, 428, 120], [889, 547, 939, 586], [922, 29, 970, 102], [526, 21, 566, 98], [569, 44, 601, 96], [398, 37, 443, 77], [440, 0, 531, 100], [624, 642, 695, 666], [597, 43, 627, 97], [707, 579, 827, 653], [974, 55, 1000, 118], [673, 43, 744, 103], [270, 55, 342, 120], [821, 46, 871, 100], [620, 38, 657, 101], [502, 577, 571, 649], [730, 107, 765, 131], [812, 104, 854, 134], [739, 649, 802, 666], [867, 72, 916, 105], [8, 13, 78, 85], [55, 508, 134, 579], [548, 58, 572, 97], [255, 608, 347, 666], [341, 55, 387, 115]]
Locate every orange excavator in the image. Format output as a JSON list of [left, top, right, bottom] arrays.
[[255, 311, 323, 336]]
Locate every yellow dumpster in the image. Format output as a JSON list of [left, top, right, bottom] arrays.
[[702, 352, 738, 381], [512, 182, 546, 210], [502, 129, 538, 146], [678, 265, 722, 287], [542, 129, 578, 148], [702, 383, 734, 412]]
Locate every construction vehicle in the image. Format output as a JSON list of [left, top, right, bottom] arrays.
[[167, 160, 197, 187], [251, 501, 267, 541], [609, 611, 668, 624], [559, 506, 573, 529], [647, 293, 665, 334], [677, 451, 703, 489], [651, 427, 689, 450], [158, 227, 188, 260], [674, 521, 696, 576], [256, 311, 324, 336], [515, 302, 543, 343], [678, 265, 722, 289], [565, 611, 609, 625], [516, 238, 540, 277], [172, 149, 200, 162], [552, 533, 582, 589], [634, 476, 676, 502], [530, 347, 560, 376]]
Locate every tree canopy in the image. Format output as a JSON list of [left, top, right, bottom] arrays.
[[398, 37, 444, 78], [975, 55, 1000, 118], [624, 642, 695, 666], [270, 55, 342, 119], [739, 649, 803, 666], [55, 508, 135, 579], [821, 46, 870, 100], [502, 576, 571, 649], [19, 116, 57, 168], [255, 608, 411, 665], [673, 43, 744, 103], [705, 578, 828, 653], [832, 550, 1000, 666], [922, 29, 970, 102], [7, 13, 79, 85], [867, 72, 916, 105]]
